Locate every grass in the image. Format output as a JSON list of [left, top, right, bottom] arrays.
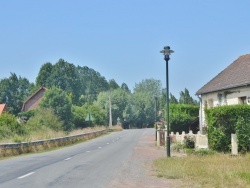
[[154, 153, 250, 188]]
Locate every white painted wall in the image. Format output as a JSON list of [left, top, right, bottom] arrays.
[[199, 86, 250, 131]]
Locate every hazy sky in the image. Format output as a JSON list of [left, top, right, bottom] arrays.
[[1, 1, 250, 98]]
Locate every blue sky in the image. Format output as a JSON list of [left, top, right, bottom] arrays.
[[1, 1, 250, 99]]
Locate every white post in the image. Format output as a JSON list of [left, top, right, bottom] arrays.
[[231, 134, 238, 155]]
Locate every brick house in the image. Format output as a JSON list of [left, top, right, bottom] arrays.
[[0, 104, 7, 115], [196, 54, 250, 133], [22, 87, 48, 112]]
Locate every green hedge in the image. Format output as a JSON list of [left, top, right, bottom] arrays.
[[205, 105, 250, 152], [170, 104, 199, 133]]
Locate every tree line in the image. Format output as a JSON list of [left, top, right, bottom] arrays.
[[0, 59, 198, 132]]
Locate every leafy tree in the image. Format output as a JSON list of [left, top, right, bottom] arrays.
[[132, 79, 162, 127], [39, 87, 74, 130], [36, 62, 53, 87], [72, 104, 105, 128], [96, 88, 130, 125], [121, 82, 130, 93], [77, 66, 109, 104], [179, 88, 198, 105], [134, 78, 162, 97], [170, 93, 178, 104], [0, 73, 32, 115], [109, 79, 120, 90]]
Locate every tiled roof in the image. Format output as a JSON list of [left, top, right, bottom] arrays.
[[0, 104, 7, 114], [196, 54, 250, 95]]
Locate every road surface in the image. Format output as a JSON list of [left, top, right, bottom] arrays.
[[0, 128, 167, 188]]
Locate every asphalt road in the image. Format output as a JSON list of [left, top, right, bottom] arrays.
[[0, 129, 153, 188]]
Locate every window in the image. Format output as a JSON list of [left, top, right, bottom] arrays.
[[239, 96, 247, 104]]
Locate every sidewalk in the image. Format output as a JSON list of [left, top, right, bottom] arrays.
[[109, 131, 179, 188]]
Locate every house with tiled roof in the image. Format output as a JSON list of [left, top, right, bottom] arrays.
[[0, 104, 7, 115], [22, 87, 48, 112], [196, 54, 250, 133]]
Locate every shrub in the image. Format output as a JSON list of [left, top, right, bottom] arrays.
[[236, 117, 250, 153], [26, 108, 63, 132], [169, 104, 199, 133], [206, 105, 250, 152], [184, 135, 195, 148], [0, 113, 26, 139]]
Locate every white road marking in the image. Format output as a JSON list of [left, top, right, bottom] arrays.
[[98, 147, 102, 149], [64, 157, 72, 161], [112, 140, 115, 142], [107, 143, 109, 144], [86, 151, 91, 152], [18, 172, 35, 179]]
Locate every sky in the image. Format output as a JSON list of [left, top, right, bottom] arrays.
[[1, 1, 250, 99]]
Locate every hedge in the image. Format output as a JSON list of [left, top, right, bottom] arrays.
[[205, 105, 250, 152]]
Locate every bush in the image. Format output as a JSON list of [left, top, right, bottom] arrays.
[[184, 135, 195, 148], [206, 105, 250, 152], [0, 113, 26, 139], [26, 108, 63, 132], [169, 104, 199, 133], [236, 117, 250, 153]]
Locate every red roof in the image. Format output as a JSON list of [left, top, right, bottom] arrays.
[[0, 104, 7, 114]]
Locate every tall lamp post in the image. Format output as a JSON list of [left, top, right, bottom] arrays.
[[160, 46, 174, 157], [154, 96, 158, 141]]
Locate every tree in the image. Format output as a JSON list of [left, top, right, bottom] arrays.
[[132, 79, 162, 127], [179, 88, 198, 105], [39, 87, 74, 130], [170, 93, 178, 104], [109, 79, 120, 90], [121, 83, 130, 93], [134, 78, 162, 97], [0, 73, 32, 115], [36, 62, 53, 87], [96, 88, 130, 125]]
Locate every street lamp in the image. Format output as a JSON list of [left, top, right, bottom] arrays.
[[154, 96, 158, 141], [160, 46, 174, 157]]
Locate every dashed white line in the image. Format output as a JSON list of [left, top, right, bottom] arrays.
[[107, 143, 109, 144], [98, 147, 102, 149], [86, 151, 91, 152], [18, 172, 35, 179], [64, 157, 72, 161]]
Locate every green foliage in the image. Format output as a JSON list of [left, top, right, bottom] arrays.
[[169, 93, 178, 104], [184, 135, 195, 148], [185, 149, 215, 156], [109, 79, 120, 90], [179, 88, 198, 105], [26, 108, 63, 132], [39, 87, 74, 131], [18, 110, 35, 121], [236, 117, 250, 153], [0, 113, 26, 139], [206, 105, 250, 152], [72, 104, 106, 128], [169, 104, 199, 133], [0, 73, 32, 115]]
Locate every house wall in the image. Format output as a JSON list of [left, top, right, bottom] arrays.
[[199, 86, 250, 130], [23, 89, 46, 111]]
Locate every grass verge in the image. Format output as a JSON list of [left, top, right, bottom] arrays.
[[153, 153, 250, 188]]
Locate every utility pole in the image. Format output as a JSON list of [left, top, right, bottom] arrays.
[[109, 94, 112, 127]]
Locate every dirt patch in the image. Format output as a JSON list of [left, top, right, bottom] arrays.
[[109, 132, 180, 188]]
